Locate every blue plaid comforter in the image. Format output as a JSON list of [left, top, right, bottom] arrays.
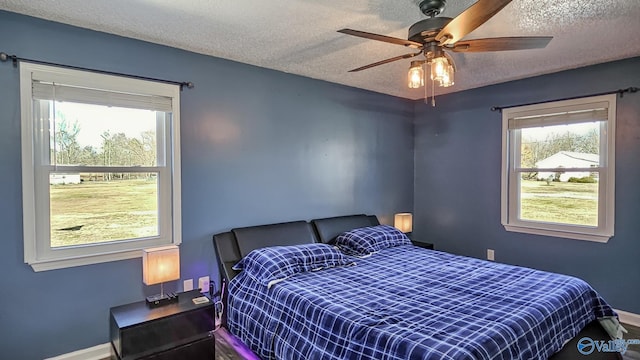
[[228, 246, 616, 359]]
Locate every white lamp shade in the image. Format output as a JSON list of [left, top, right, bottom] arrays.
[[394, 213, 413, 233], [142, 245, 180, 285]]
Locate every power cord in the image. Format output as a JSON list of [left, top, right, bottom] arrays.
[[210, 279, 225, 330]]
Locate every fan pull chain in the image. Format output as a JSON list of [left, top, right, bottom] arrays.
[[423, 62, 428, 105], [431, 78, 436, 107]]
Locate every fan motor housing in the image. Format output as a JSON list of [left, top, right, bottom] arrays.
[[417, 0, 446, 17], [408, 17, 452, 44]]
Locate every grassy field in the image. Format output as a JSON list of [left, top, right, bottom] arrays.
[[50, 179, 158, 247], [519, 180, 598, 226], [49, 178, 597, 247]]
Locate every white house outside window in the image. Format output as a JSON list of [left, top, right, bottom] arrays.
[[501, 94, 616, 242], [20, 63, 182, 271]]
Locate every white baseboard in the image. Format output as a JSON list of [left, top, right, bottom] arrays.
[[45, 343, 111, 360], [616, 308, 640, 328]]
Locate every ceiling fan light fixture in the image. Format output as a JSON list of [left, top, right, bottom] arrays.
[[340, 0, 553, 101], [440, 64, 455, 87], [408, 61, 424, 89], [430, 56, 449, 82]]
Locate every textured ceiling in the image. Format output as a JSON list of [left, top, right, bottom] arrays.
[[1, 0, 639, 100]]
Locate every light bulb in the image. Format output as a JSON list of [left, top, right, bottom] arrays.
[[440, 64, 455, 87], [408, 62, 424, 88], [430, 57, 448, 82]]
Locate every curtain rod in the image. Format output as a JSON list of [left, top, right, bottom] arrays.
[[490, 87, 638, 112], [0, 52, 194, 91]]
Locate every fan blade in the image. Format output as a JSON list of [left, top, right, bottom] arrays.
[[338, 29, 423, 49], [450, 37, 552, 52], [436, 0, 512, 45], [349, 52, 422, 72]]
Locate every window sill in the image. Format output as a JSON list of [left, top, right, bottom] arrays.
[[503, 225, 611, 243], [27, 249, 142, 272]]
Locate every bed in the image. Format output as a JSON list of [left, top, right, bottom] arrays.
[[213, 214, 621, 359]]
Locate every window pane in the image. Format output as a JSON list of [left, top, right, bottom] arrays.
[[519, 122, 601, 168], [46, 101, 160, 167], [49, 172, 159, 248], [519, 172, 598, 227]]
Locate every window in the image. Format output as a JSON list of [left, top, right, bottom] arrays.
[[501, 94, 616, 242], [20, 63, 182, 271]]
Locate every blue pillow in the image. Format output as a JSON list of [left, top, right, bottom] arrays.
[[335, 225, 412, 256], [232, 243, 355, 288]]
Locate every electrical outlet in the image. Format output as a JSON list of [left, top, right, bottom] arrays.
[[487, 249, 495, 261], [183, 279, 193, 292], [198, 276, 210, 293]]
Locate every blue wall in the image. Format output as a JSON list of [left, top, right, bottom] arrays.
[[414, 57, 640, 314], [1, 9, 638, 359], [0, 11, 414, 359]]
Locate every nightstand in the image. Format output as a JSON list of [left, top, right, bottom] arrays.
[[110, 289, 215, 360], [411, 241, 434, 250]]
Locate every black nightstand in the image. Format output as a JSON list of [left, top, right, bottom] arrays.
[[411, 241, 434, 250], [110, 289, 215, 360]]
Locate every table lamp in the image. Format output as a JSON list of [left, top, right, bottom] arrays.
[[394, 213, 413, 237], [143, 245, 180, 307]]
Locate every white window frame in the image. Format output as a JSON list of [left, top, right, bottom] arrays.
[[500, 94, 616, 242], [20, 63, 182, 271]]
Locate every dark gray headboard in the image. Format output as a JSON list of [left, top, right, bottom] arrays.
[[311, 214, 379, 244], [212, 231, 243, 285], [212, 214, 379, 283], [213, 220, 319, 283], [233, 221, 317, 256]]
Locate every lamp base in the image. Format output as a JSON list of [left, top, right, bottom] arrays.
[[146, 292, 179, 308]]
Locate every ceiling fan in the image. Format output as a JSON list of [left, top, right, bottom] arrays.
[[338, 0, 552, 102]]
